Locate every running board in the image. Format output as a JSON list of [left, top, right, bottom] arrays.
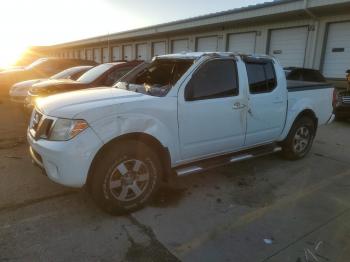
[[175, 144, 282, 177]]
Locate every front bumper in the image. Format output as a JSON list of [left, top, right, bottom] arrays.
[[27, 127, 104, 188]]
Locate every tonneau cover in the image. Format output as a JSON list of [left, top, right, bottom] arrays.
[[287, 80, 332, 92]]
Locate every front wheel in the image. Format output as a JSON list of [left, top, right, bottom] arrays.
[[89, 140, 162, 215], [281, 116, 316, 160]]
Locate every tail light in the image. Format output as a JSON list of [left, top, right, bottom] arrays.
[[332, 89, 341, 108]]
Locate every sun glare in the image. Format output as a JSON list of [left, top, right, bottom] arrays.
[[0, 44, 28, 68], [0, 0, 148, 68]]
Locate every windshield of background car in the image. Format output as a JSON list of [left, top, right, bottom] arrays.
[[25, 58, 48, 70], [77, 64, 114, 84], [115, 59, 194, 97], [50, 66, 91, 80]]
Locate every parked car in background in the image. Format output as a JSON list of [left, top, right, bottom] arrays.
[[284, 67, 326, 82], [9, 66, 93, 104], [27, 53, 334, 214], [0, 65, 25, 72], [25, 61, 143, 109], [0, 58, 97, 98], [333, 69, 350, 121]]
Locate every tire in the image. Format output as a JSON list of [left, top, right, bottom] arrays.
[[281, 116, 316, 160], [89, 140, 162, 215]]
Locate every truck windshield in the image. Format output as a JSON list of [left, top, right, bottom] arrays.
[[114, 59, 194, 97]]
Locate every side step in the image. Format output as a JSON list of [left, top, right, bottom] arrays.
[[175, 144, 282, 177]]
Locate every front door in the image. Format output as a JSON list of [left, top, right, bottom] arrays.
[[178, 58, 247, 161]]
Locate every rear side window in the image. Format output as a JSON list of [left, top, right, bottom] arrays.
[[246, 61, 277, 94], [186, 59, 238, 101]]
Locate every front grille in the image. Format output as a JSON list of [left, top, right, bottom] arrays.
[[31, 110, 43, 132], [343, 96, 350, 104], [29, 110, 54, 140]]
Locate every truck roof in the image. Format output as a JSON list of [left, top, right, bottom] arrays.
[[156, 52, 274, 61]]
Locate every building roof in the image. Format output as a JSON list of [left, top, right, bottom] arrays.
[[48, 0, 350, 49]]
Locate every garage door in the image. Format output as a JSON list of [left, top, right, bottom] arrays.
[[323, 22, 350, 79], [123, 45, 132, 61], [196, 36, 218, 52], [80, 50, 85, 60], [136, 43, 148, 61], [269, 27, 309, 67], [93, 48, 101, 63], [74, 50, 79, 59], [153, 42, 166, 57], [86, 49, 93, 61], [172, 39, 189, 53], [102, 47, 109, 63], [112, 46, 121, 61], [228, 32, 256, 54]]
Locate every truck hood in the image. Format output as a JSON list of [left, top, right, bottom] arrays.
[[36, 87, 150, 119]]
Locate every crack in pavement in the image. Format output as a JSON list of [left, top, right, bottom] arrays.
[[0, 191, 78, 213], [313, 152, 350, 166], [261, 208, 350, 262], [124, 215, 181, 262]]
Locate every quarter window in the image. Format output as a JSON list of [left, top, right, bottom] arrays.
[[185, 59, 239, 101], [246, 61, 277, 94]]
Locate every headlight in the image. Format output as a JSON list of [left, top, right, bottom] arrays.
[[48, 118, 89, 141]]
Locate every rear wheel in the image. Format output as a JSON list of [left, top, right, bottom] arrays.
[[89, 140, 162, 215], [281, 116, 316, 160]]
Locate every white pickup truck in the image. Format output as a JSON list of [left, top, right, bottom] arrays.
[[27, 53, 334, 214]]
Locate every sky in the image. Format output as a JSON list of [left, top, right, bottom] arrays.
[[0, 0, 271, 66]]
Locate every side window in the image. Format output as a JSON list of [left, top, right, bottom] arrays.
[[104, 68, 132, 86], [185, 59, 238, 101], [70, 70, 86, 80], [246, 61, 277, 94]]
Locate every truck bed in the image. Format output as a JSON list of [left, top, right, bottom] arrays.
[[286, 80, 334, 127]]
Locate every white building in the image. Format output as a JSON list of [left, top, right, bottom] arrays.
[[44, 0, 350, 86]]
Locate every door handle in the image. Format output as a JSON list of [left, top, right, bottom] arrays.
[[233, 102, 247, 110], [273, 100, 283, 104]]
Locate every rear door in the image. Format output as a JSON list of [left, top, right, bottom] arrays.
[[244, 58, 287, 146], [178, 58, 247, 160]]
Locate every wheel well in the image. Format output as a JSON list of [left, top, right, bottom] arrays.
[[295, 109, 318, 128], [86, 133, 172, 187]]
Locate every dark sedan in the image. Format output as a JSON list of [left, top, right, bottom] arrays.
[[25, 61, 142, 109], [0, 58, 97, 98], [333, 69, 350, 121], [9, 65, 93, 104]]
